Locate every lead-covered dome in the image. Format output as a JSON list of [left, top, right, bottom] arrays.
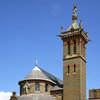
[[19, 59, 63, 85]]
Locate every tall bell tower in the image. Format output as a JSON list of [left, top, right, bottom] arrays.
[[58, 4, 88, 100]]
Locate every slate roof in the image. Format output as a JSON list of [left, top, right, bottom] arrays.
[[39, 67, 63, 86], [19, 64, 63, 86], [17, 94, 55, 100], [50, 86, 63, 91]]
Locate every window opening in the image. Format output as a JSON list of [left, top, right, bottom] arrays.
[[35, 83, 40, 91]]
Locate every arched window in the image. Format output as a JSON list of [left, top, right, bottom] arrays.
[[74, 40, 76, 54], [74, 64, 76, 72], [94, 91, 97, 98], [68, 42, 70, 55], [35, 83, 40, 91], [45, 84, 48, 92], [68, 65, 70, 73]]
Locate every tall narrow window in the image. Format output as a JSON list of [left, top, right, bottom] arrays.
[[68, 65, 70, 73], [68, 42, 70, 55], [35, 83, 40, 91], [54, 93, 56, 97], [94, 91, 97, 98], [45, 84, 48, 92], [59, 93, 61, 96], [74, 40, 76, 54], [74, 64, 76, 72]]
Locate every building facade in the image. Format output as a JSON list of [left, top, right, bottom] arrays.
[[10, 4, 88, 100], [89, 89, 100, 100]]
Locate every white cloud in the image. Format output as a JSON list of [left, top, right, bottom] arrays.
[[0, 92, 12, 100]]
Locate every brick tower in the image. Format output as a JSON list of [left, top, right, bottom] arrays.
[[58, 4, 88, 100]]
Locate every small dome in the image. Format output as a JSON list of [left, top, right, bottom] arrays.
[[19, 60, 63, 85], [19, 66, 55, 84]]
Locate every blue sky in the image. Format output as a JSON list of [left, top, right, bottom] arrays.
[[0, 0, 100, 99]]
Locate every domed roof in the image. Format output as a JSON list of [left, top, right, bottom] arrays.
[[50, 85, 63, 91], [19, 59, 63, 85]]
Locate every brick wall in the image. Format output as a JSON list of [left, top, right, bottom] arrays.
[[19, 80, 54, 95]]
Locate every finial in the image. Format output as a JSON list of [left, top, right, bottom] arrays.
[[79, 20, 82, 29], [12, 91, 16, 96], [73, 3, 77, 15], [10, 91, 16, 100], [86, 31, 88, 37], [72, 3, 77, 22], [35, 59, 38, 66], [61, 26, 63, 33]]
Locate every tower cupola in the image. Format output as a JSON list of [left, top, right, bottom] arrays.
[[58, 3, 89, 100]]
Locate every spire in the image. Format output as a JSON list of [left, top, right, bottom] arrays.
[[32, 59, 40, 71], [35, 59, 38, 66], [66, 3, 79, 32], [72, 3, 77, 23]]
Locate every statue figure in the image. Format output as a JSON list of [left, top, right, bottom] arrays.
[[73, 3, 77, 15], [23, 81, 30, 94]]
